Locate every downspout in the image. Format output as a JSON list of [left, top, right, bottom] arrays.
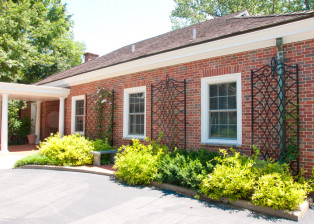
[[276, 37, 285, 161]]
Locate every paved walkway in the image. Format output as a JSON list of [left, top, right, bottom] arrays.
[[0, 145, 38, 169], [1, 169, 313, 224]]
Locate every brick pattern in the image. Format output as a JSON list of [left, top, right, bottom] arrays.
[[285, 39, 314, 173], [40, 101, 59, 140], [38, 39, 314, 174]]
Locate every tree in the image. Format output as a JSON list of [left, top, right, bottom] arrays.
[[0, 0, 85, 84], [170, 0, 314, 29]]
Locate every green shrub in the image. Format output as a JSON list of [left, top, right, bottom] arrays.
[[252, 173, 308, 210], [189, 149, 220, 173], [114, 139, 163, 185], [39, 133, 93, 166], [200, 149, 255, 201], [156, 152, 204, 189], [92, 139, 115, 164], [156, 149, 219, 190], [200, 148, 310, 210], [14, 152, 56, 168]]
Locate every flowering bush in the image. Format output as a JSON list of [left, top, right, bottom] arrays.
[[114, 139, 164, 185], [39, 133, 93, 166]]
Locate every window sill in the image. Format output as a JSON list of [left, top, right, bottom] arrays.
[[71, 131, 84, 135], [123, 135, 146, 140], [201, 139, 241, 147]]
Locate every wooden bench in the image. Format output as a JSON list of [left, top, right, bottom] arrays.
[[90, 150, 117, 166]]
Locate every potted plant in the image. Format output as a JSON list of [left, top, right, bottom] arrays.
[[20, 117, 36, 144]]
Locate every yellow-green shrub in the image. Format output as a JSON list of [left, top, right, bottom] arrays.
[[200, 149, 255, 201], [114, 139, 163, 185], [39, 133, 93, 166], [200, 148, 310, 210], [252, 173, 308, 210]]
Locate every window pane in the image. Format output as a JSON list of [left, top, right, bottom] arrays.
[[210, 125, 219, 138], [138, 93, 145, 102], [228, 83, 236, 96], [129, 106, 144, 135], [209, 111, 237, 139], [220, 112, 228, 124], [208, 81, 238, 140], [218, 84, 228, 96], [220, 125, 229, 137], [75, 116, 84, 132], [229, 112, 237, 124], [129, 115, 135, 134], [130, 95, 136, 103], [129, 93, 145, 114], [76, 100, 84, 115], [228, 96, 236, 109], [219, 96, 227, 109], [135, 103, 140, 113], [210, 112, 218, 125], [209, 85, 217, 97], [229, 125, 237, 138], [210, 97, 218, 110], [136, 125, 141, 134], [139, 102, 144, 113], [140, 114, 144, 124]]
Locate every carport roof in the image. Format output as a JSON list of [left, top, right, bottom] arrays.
[[0, 82, 70, 101]]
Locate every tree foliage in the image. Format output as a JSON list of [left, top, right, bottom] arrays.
[[171, 0, 314, 29], [0, 0, 85, 83]]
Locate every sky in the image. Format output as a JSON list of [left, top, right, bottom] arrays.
[[62, 0, 176, 56]]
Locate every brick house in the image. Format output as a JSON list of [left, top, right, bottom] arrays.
[[1, 10, 314, 174]]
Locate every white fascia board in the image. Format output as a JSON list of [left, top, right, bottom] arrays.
[[0, 82, 70, 99], [42, 17, 314, 88]]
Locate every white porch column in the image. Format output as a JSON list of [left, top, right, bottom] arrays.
[[59, 97, 65, 137], [0, 100, 2, 144], [35, 101, 41, 144], [1, 94, 9, 153]]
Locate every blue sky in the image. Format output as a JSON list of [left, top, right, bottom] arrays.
[[62, 0, 176, 56]]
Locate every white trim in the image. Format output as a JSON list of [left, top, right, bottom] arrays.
[[201, 73, 242, 146], [0, 82, 69, 101], [71, 95, 85, 135], [41, 17, 314, 88], [123, 86, 146, 139], [1, 93, 9, 153], [31, 102, 37, 135], [59, 97, 65, 137], [35, 101, 41, 144]]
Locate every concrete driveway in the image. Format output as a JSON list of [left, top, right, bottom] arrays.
[[0, 145, 38, 169], [0, 169, 313, 224]]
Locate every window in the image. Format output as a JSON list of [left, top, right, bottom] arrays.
[[201, 73, 242, 145], [71, 95, 85, 134], [123, 86, 146, 139], [209, 83, 237, 138]]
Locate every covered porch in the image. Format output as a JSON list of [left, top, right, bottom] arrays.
[[0, 82, 70, 153]]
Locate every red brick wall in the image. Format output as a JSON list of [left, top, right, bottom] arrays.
[[41, 39, 314, 174], [285, 39, 314, 173], [41, 101, 59, 140]]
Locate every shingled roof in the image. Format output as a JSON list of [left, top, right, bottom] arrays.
[[36, 10, 314, 85]]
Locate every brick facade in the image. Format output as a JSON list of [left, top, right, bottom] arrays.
[[35, 39, 314, 174], [21, 101, 59, 140], [40, 101, 59, 140]]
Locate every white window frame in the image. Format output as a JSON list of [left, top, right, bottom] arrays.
[[201, 73, 242, 146], [123, 86, 146, 139], [71, 95, 85, 135]]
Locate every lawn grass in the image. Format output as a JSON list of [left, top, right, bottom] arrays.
[[14, 152, 56, 168]]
